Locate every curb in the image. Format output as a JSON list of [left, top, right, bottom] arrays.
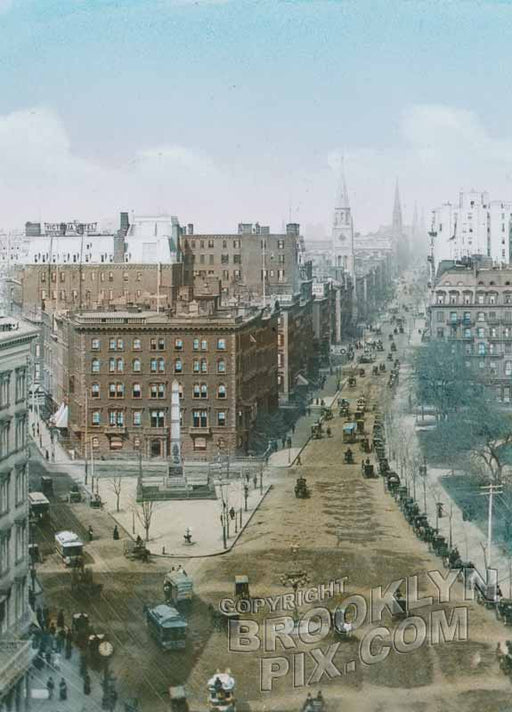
[[144, 484, 274, 559]]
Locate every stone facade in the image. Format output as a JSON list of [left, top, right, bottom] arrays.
[[277, 296, 315, 402], [0, 318, 38, 711], [428, 261, 512, 403], [57, 307, 278, 460]]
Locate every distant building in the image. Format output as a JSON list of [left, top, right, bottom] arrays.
[[430, 191, 512, 273], [179, 222, 303, 302], [276, 293, 315, 403], [0, 317, 38, 709], [331, 163, 355, 279]]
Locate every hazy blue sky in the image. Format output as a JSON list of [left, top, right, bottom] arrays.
[[2, 0, 512, 235]]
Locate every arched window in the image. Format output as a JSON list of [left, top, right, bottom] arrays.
[[91, 383, 100, 398], [217, 384, 226, 399], [133, 383, 141, 398], [506, 361, 512, 376], [178, 383, 183, 399], [201, 359, 208, 373], [158, 358, 165, 373], [91, 358, 100, 373], [193, 383, 200, 398], [193, 360, 200, 373], [217, 359, 226, 373], [150, 358, 158, 373], [117, 358, 124, 373], [174, 358, 182, 373], [132, 358, 141, 373], [200, 383, 208, 398]]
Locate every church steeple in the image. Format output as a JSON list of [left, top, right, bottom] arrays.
[[331, 156, 354, 278], [392, 179, 403, 236]]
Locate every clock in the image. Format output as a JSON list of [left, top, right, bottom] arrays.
[[98, 641, 114, 658]]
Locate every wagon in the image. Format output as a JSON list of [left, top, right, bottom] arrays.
[[124, 540, 151, 562], [342, 423, 358, 444], [169, 686, 189, 712]]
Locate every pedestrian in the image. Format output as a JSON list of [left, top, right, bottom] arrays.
[[281, 436, 286, 449], [296, 455, 302, 466], [88, 525, 93, 542], [37, 423, 40, 436], [43, 606, 50, 628], [113, 525, 119, 541], [291, 423, 295, 434], [45, 449, 49, 461], [57, 628, 65, 652], [53, 651, 61, 671], [45, 648, 53, 667], [51, 450, 55, 462], [65, 638, 72, 660], [57, 609, 65, 629], [36, 606, 44, 628], [83, 672, 91, 695], [32, 423, 35, 436], [287, 437, 292, 449], [253, 475, 257, 489], [46, 676, 55, 700], [59, 678, 67, 701]]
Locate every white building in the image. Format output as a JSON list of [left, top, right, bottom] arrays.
[[124, 213, 180, 263], [331, 164, 355, 279], [431, 191, 512, 272], [0, 317, 38, 711]]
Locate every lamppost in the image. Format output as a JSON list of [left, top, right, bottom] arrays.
[[244, 484, 249, 513]]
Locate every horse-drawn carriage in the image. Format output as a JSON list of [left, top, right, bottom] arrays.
[[348, 375, 357, 388], [360, 437, 371, 453], [391, 342, 397, 352], [295, 477, 310, 499], [343, 422, 358, 444], [124, 539, 151, 563], [362, 461, 376, 478], [71, 567, 103, 597], [311, 422, 323, 439], [386, 473, 400, 495]]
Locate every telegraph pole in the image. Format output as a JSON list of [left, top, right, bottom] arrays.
[[481, 483, 503, 572]]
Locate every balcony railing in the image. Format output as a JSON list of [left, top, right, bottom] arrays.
[[0, 639, 34, 695]]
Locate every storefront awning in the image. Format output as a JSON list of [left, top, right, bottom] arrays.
[[296, 374, 309, 387], [55, 405, 68, 429]]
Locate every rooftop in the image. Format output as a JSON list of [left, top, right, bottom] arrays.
[[0, 317, 38, 345]]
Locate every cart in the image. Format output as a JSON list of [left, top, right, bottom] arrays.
[[295, 477, 311, 498], [169, 686, 189, 712], [234, 575, 250, 599], [124, 540, 151, 562], [342, 422, 358, 444], [164, 570, 194, 605]]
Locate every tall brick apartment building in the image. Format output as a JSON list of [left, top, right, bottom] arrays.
[[56, 302, 278, 460], [180, 222, 301, 300], [9, 262, 184, 315]]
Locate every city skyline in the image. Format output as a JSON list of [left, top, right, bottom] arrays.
[[2, 1, 512, 236]]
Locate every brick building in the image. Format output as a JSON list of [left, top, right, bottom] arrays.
[[276, 292, 315, 403], [56, 304, 278, 460], [180, 222, 302, 301], [428, 260, 512, 403], [8, 262, 184, 316]]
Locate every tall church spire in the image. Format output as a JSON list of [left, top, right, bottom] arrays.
[[336, 156, 350, 210], [392, 179, 403, 236]]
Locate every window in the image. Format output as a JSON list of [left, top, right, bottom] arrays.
[[477, 312, 485, 321], [477, 327, 485, 338], [109, 272, 114, 282], [490, 294, 497, 305], [208, 239, 215, 248], [435, 311, 444, 323], [15, 416, 26, 451], [151, 410, 165, 428], [192, 410, 208, 428], [477, 294, 484, 305], [150, 358, 158, 373], [217, 338, 226, 350], [201, 340, 208, 351], [200, 384, 208, 398], [221, 255, 229, 264], [15, 369, 26, 403], [158, 384, 165, 399], [0, 529, 10, 574], [450, 312, 457, 323], [174, 359, 182, 373], [15, 522, 26, 564], [117, 339, 124, 351], [117, 358, 124, 373], [133, 383, 141, 398], [463, 312, 471, 324], [116, 383, 124, 398], [14, 466, 25, 507], [278, 270, 285, 282], [109, 411, 124, 427], [133, 411, 142, 426], [175, 339, 183, 351], [91, 383, 100, 398], [193, 383, 200, 398], [478, 343, 486, 356], [91, 338, 100, 351], [193, 360, 200, 373], [92, 411, 101, 425], [464, 328, 472, 338], [436, 328, 444, 338], [133, 338, 141, 351], [150, 339, 157, 351], [132, 358, 141, 373], [158, 338, 165, 351], [217, 411, 226, 426], [217, 384, 226, 398], [109, 358, 115, 373], [123, 272, 129, 282], [505, 361, 512, 376], [109, 338, 117, 351], [199, 359, 206, 373], [193, 338, 199, 351], [92, 359, 100, 374], [158, 358, 165, 373], [490, 327, 497, 338], [109, 383, 116, 398], [277, 239, 284, 250], [217, 359, 226, 373], [437, 294, 445, 305], [233, 254, 241, 264]]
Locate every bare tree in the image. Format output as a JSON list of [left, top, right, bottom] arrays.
[[136, 498, 155, 542], [109, 477, 122, 512]]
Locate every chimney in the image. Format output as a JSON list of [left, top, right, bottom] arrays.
[[120, 212, 130, 236]]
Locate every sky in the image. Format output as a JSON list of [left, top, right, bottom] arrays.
[[2, 0, 512, 237]]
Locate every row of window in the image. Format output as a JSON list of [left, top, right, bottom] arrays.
[[436, 311, 512, 323], [0, 522, 28, 574], [0, 369, 27, 409], [41, 270, 146, 283], [41, 289, 147, 302], [92, 356, 227, 374], [184, 239, 242, 249], [91, 337, 227, 352], [0, 467, 27, 516], [0, 417, 27, 459], [91, 409, 226, 428], [435, 292, 512, 305], [92, 382, 227, 399]]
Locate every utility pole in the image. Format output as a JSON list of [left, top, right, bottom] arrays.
[[481, 483, 503, 573]]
